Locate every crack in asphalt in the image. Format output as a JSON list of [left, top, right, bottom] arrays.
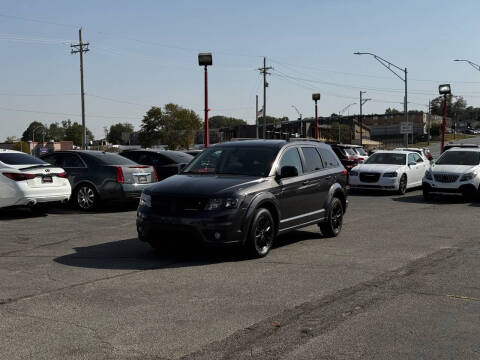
[[179, 244, 466, 360]]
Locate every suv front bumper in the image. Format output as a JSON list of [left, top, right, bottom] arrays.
[[136, 205, 247, 246]]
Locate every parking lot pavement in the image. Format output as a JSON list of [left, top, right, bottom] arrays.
[[1, 192, 480, 359]]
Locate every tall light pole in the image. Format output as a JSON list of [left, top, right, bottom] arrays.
[[454, 59, 480, 71], [198, 53, 212, 148], [338, 102, 356, 143], [292, 105, 302, 137], [354, 52, 408, 146], [359, 91, 371, 145], [439, 84, 451, 152], [312, 93, 321, 139]]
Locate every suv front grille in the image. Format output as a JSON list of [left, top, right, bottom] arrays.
[[433, 173, 459, 183], [151, 197, 207, 216], [359, 172, 380, 183]]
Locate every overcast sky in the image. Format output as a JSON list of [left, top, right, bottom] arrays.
[[1, 0, 480, 139]]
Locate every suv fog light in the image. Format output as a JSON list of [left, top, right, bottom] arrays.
[[214, 232, 221, 240]]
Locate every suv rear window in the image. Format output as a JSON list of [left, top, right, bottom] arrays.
[[436, 151, 480, 166], [0, 153, 46, 165]]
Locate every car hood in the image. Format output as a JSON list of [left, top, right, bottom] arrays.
[[352, 163, 403, 173], [147, 174, 266, 197], [431, 164, 477, 174]]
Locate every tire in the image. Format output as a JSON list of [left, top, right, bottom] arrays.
[[397, 174, 407, 195], [423, 187, 432, 201], [319, 197, 344, 237], [246, 208, 275, 258], [75, 184, 98, 211]]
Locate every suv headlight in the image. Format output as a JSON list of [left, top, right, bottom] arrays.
[[139, 192, 151, 207], [349, 171, 359, 176], [383, 172, 398, 178], [425, 170, 433, 180], [460, 172, 477, 181], [205, 197, 242, 211]]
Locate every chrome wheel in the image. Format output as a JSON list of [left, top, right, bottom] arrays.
[[77, 185, 96, 210]]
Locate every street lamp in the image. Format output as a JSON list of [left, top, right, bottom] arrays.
[[439, 84, 451, 152], [312, 93, 320, 139], [354, 52, 409, 146], [454, 59, 480, 71], [198, 52, 212, 148], [338, 102, 356, 143]]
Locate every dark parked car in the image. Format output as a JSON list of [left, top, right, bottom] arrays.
[[330, 144, 358, 172], [183, 150, 203, 157], [121, 150, 193, 181], [137, 139, 348, 257], [41, 151, 157, 210]]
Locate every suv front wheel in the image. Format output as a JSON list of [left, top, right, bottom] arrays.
[[246, 208, 275, 258], [319, 197, 344, 237]]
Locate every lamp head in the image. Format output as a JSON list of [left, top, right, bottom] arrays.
[[198, 53, 212, 66], [438, 84, 451, 95], [312, 93, 321, 101]]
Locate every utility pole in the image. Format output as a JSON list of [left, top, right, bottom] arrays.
[[427, 99, 431, 146], [71, 28, 89, 150], [292, 105, 302, 137], [258, 57, 272, 139], [256, 95, 259, 138]]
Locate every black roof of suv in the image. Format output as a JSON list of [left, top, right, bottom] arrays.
[[136, 139, 348, 258]]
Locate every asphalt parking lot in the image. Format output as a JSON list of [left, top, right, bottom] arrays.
[[2, 184, 480, 360]]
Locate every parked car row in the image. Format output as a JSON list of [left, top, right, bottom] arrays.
[[2, 141, 479, 259]]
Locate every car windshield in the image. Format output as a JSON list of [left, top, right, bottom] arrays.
[[354, 148, 367, 156], [436, 151, 480, 166], [365, 153, 406, 165], [0, 153, 47, 165], [182, 146, 278, 177], [93, 152, 137, 165]]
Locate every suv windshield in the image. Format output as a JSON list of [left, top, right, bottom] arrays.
[[0, 153, 46, 165], [365, 153, 406, 165], [436, 151, 480, 165], [183, 146, 278, 177]]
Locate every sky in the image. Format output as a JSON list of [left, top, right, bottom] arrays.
[[1, 0, 480, 139]]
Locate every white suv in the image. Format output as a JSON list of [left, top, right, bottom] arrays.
[[422, 147, 480, 200]]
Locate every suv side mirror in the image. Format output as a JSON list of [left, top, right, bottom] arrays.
[[278, 165, 298, 179]]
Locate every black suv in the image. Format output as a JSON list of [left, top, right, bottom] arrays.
[[137, 140, 348, 257]]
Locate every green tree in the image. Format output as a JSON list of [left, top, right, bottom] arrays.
[[385, 108, 401, 115], [208, 116, 247, 128], [22, 121, 46, 142], [138, 104, 202, 149], [48, 122, 66, 141], [107, 122, 134, 144], [62, 120, 94, 146], [430, 95, 467, 118]]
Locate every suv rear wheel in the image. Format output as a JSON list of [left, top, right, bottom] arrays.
[[319, 197, 343, 237], [246, 208, 275, 258]]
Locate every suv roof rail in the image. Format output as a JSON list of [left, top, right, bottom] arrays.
[[287, 138, 324, 143]]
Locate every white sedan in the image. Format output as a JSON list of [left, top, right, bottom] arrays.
[[0, 149, 71, 209], [349, 150, 430, 194]]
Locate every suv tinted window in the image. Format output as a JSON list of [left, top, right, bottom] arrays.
[[164, 152, 193, 164], [319, 148, 339, 168], [278, 147, 303, 175], [93, 152, 137, 165], [0, 153, 46, 165], [301, 147, 324, 172]]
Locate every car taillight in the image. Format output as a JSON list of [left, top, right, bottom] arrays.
[[153, 168, 159, 182], [358, 157, 364, 161], [57, 172, 68, 178], [115, 166, 125, 184], [343, 169, 348, 175], [2, 172, 37, 181]]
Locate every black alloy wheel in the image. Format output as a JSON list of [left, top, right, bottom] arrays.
[[319, 197, 343, 237], [247, 208, 275, 258], [75, 184, 98, 210], [397, 175, 407, 195]]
